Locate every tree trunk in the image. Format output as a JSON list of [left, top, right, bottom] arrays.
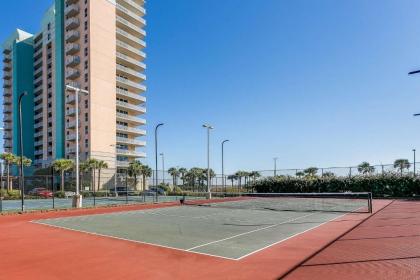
[[61, 170, 64, 192], [142, 174, 146, 191], [6, 163, 10, 191], [97, 168, 101, 191]]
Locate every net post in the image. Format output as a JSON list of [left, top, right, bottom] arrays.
[[368, 192, 373, 213]]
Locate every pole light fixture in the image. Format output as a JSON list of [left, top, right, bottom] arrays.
[[221, 140, 229, 193], [203, 124, 214, 198], [18, 92, 27, 212], [65, 84, 88, 208], [154, 123, 164, 202]]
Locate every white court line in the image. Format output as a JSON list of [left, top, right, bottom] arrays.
[[186, 212, 318, 251], [30, 220, 238, 261]]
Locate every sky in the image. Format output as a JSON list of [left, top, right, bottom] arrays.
[[2, 0, 420, 174]]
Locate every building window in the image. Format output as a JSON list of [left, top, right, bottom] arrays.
[[84, 34, 88, 44], [84, 100, 88, 109], [85, 113, 88, 122], [85, 139, 89, 148], [84, 73, 88, 82], [84, 60, 88, 70], [47, 23, 51, 30], [84, 21, 88, 31], [84, 47, 88, 56], [84, 8, 88, 17]]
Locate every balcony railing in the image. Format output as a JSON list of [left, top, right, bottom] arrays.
[[34, 140, 43, 147], [116, 161, 130, 167], [66, 56, 80, 67], [117, 64, 146, 80], [116, 40, 146, 60], [116, 28, 146, 49], [3, 80, 11, 88], [66, 121, 77, 129], [116, 113, 146, 124], [65, 4, 79, 17], [117, 52, 146, 70], [66, 94, 76, 104], [65, 43, 80, 55], [116, 16, 146, 38], [3, 62, 11, 71], [116, 76, 146, 92], [66, 17, 80, 29], [66, 147, 76, 154], [66, 69, 80, 79], [116, 149, 146, 158], [3, 97, 12, 105], [116, 88, 146, 103], [116, 100, 146, 114], [3, 53, 11, 63], [116, 4, 146, 26], [4, 115, 12, 122], [116, 125, 146, 135], [116, 137, 146, 146], [66, 108, 76, 116], [66, 134, 77, 141], [34, 122, 43, 129], [65, 30, 80, 42]]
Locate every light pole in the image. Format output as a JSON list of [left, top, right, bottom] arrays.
[[0, 127, 3, 212], [18, 92, 27, 212], [221, 140, 229, 193], [203, 124, 213, 198], [154, 123, 164, 202], [413, 149, 416, 176], [160, 153, 165, 185], [65, 84, 88, 208], [273, 157, 278, 177], [110, 144, 118, 196]]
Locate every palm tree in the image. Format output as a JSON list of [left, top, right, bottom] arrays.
[[357, 162, 375, 175], [0, 153, 17, 191], [304, 167, 318, 178], [79, 161, 90, 190], [86, 159, 98, 191], [227, 174, 237, 190], [96, 160, 108, 191], [140, 165, 152, 191], [295, 171, 305, 178], [168, 167, 180, 186], [322, 171, 335, 178], [179, 167, 187, 186], [52, 159, 74, 192], [394, 159, 410, 176], [189, 167, 203, 192], [249, 171, 261, 184], [128, 160, 143, 189], [235, 171, 247, 191]]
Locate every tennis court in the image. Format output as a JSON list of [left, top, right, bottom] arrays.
[[33, 193, 371, 260]]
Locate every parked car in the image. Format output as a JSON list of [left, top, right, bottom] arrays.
[[149, 187, 166, 195], [28, 188, 53, 198], [110, 187, 137, 196]]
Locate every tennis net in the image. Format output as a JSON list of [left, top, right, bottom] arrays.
[[182, 192, 373, 213]]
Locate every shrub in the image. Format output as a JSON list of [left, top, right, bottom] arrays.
[[251, 174, 420, 197]]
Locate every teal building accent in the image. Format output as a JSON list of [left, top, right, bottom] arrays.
[[12, 38, 35, 160], [54, 0, 65, 159]]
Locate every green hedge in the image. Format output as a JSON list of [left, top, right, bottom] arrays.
[[252, 175, 420, 197]]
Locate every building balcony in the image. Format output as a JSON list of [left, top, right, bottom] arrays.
[[66, 56, 80, 67], [116, 64, 146, 81], [3, 48, 11, 55], [34, 140, 43, 147], [2, 97, 11, 106], [116, 149, 146, 158], [116, 125, 146, 136], [116, 52, 146, 71], [4, 115, 12, 122], [116, 100, 146, 114], [34, 112, 43, 120], [34, 122, 43, 129], [66, 0, 79, 4], [65, 43, 80, 55], [116, 4, 146, 26], [65, 120, 78, 129], [66, 94, 76, 104], [116, 40, 146, 61], [65, 17, 80, 30], [67, 81, 81, 89], [3, 62, 11, 71], [116, 137, 146, 147], [116, 28, 146, 49], [4, 140, 12, 148], [65, 4, 79, 17], [116, 112, 146, 125], [120, 0, 146, 16], [65, 30, 80, 43], [66, 146, 76, 154], [34, 149, 44, 156], [34, 94, 43, 103], [3, 132, 12, 140], [66, 134, 77, 141], [34, 75, 43, 85], [66, 69, 80, 80], [116, 16, 146, 38], [34, 84, 43, 95], [66, 108, 76, 116], [34, 48, 43, 59], [116, 76, 146, 92], [4, 122, 12, 130], [34, 65, 43, 76], [3, 53, 11, 63], [34, 131, 43, 137], [34, 103, 43, 111], [3, 107, 12, 114], [116, 88, 146, 104], [3, 80, 11, 88]]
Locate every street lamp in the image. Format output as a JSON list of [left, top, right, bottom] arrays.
[[160, 153, 165, 185], [273, 157, 278, 177], [221, 140, 229, 193], [203, 124, 214, 199], [0, 127, 4, 212], [18, 92, 27, 212], [110, 144, 118, 197], [65, 84, 88, 208], [413, 149, 416, 176], [154, 123, 164, 202]]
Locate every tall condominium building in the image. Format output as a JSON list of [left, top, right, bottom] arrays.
[[2, 0, 146, 182]]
